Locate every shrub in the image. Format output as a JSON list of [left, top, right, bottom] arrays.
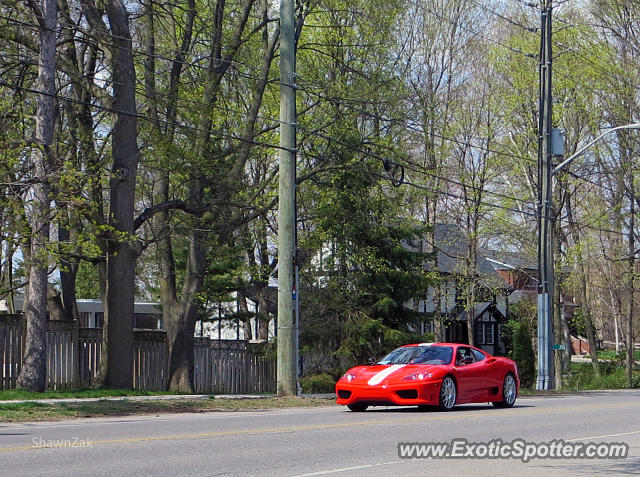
[[511, 321, 536, 388], [564, 362, 640, 390], [300, 373, 336, 394]]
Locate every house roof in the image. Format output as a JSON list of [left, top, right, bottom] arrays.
[[455, 301, 507, 322], [432, 224, 509, 289], [482, 250, 537, 271]]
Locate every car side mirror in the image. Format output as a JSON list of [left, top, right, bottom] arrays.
[[368, 357, 376, 365]]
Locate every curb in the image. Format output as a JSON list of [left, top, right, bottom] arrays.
[[0, 393, 334, 405]]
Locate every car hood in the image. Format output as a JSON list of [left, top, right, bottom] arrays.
[[348, 364, 444, 385]]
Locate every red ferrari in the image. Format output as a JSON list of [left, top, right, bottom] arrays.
[[335, 342, 519, 411]]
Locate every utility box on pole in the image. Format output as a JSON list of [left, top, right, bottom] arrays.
[[551, 129, 564, 157]]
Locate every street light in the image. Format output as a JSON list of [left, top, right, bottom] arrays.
[[537, 123, 640, 391], [554, 123, 640, 175]]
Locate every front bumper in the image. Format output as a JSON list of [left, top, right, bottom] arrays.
[[335, 379, 443, 407]]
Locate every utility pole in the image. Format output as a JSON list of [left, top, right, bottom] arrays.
[[277, 0, 298, 396], [537, 0, 554, 390]]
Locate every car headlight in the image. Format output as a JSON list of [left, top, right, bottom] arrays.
[[341, 372, 356, 383], [402, 372, 432, 381]]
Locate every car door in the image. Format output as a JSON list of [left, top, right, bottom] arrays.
[[454, 347, 488, 403], [472, 348, 502, 391]]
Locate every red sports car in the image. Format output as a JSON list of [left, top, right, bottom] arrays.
[[335, 342, 519, 411]]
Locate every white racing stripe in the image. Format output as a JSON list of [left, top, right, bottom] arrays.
[[367, 364, 406, 385]]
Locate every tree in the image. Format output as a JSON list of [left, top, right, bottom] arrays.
[[16, 0, 57, 392], [512, 321, 535, 389], [134, 0, 280, 392], [300, 158, 434, 363], [81, 0, 140, 388]]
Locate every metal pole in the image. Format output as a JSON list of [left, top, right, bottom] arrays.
[[277, 0, 297, 396], [537, 0, 554, 390]]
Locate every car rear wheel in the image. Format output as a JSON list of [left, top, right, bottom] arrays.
[[438, 376, 456, 411], [347, 403, 368, 412], [493, 373, 517, 408]]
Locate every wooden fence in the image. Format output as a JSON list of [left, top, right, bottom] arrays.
[[0, 315, 22, 390], [0, 315, 275, 393], [194, 339, 276, 394]]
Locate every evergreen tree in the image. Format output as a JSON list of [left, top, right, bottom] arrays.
[[512, 322, 536, 389]]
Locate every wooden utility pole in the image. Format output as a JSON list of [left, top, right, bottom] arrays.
[[277, 0, 298, 396]]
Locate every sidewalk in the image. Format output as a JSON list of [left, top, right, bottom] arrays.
[[0, 393, 334, 405], [571, 354, 640, 366]]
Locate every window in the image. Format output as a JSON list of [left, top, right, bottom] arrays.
[[471, 348, 486, 362], [378, 346, 453, 365], [455, 347, 475, 365], [79, 312, 91, 328], [420, 320, 434, 334], [476, 314, 496, 345]]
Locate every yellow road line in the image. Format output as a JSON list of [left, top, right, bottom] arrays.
[[1, 400, 639, 453]]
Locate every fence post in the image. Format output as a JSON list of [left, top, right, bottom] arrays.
[[72, 319, 79, 388]]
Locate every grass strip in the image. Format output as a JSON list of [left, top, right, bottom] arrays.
[[0, 388, 182, 401], [0, 396, 336, 422]]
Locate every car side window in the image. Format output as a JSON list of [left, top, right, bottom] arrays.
[[456, 347, 474, 365], [471, 348, 486, 362]]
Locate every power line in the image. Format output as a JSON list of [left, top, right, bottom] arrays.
[[310, 128, 534, 207], [465, 0, 539, 33], [0, 14, 268, 80], [418, 2, 538, 59], [0, 80, 286, 153]]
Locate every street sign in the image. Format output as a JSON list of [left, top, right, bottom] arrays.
[[553, 344, 566, 350]]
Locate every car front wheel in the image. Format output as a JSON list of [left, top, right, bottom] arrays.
[[493, 373, 517, 408], [347, 403, 368, 412], [438, 376, 456, 411]]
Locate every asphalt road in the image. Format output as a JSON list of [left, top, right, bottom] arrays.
[[1, 390, 639, 476]]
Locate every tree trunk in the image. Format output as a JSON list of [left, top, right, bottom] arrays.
[[101, 0, 139, 389], [17, 0, 57, 392], [553, 191, 564, 388], [465, 219, 478, 347], [625, 181, 635, 387], [237, 291, 253, 341], [163, 0, 269, 392], [566, 182, 599, 377], [167, 218, 206, 392], [58, 217, 79, 320]]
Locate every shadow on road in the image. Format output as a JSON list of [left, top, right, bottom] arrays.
[[340, 404, 535, 413]]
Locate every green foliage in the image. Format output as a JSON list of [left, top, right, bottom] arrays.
[[510, 320, 536, 389], [569, 309, 596, 338], [297, 0, 438, 367], [300, 373, 336, 394], [597, 349, 640, 364], [333, 311, 435, 365], [502, 301, 536, 357], [564, 362, 640, 390], [0, 388, 180, 400], [299, 155, 436, 364], [75, 261, 102, 299]]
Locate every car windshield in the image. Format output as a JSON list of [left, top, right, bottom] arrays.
[[377, 346, 453, 365]]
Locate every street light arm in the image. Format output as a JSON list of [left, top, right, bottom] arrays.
[[553, 123, 640, 175]]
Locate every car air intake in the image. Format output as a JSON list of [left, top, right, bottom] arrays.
[[396, 389, 418, 399], [338, 390, 351, 399]]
